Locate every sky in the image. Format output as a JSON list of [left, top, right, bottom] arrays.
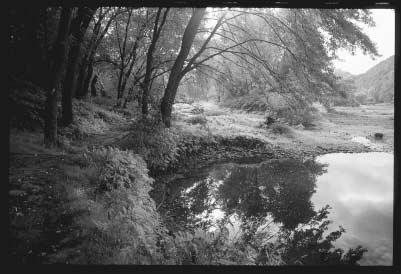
[[332, 9, 395, 75]]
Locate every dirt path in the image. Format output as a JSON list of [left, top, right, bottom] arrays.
[[9, 153, 86, 263], [9, 117, 132, 263]]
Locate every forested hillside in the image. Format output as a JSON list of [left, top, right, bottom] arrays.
[[334, 69, 354, 80], [351, 55, 394, 103]]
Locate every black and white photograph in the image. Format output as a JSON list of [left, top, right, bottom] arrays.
[[8, 0, 398, 268]]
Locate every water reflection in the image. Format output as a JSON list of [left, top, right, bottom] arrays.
[[215, 159, 326, 229], [164, 152, 393, 265], [313, 152, 393, 265], [166, 159, 325, 233]]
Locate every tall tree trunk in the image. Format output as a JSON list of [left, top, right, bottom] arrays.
[[116, 65, 125, 106], [115, 8, 133, 107], [76, 55, 91, 98], [44, 7, 73, 146], [76, 9, 103, 97], [77, 9, 116, 98], [160, 8, 205, 127], [82, 61, 93, 97], [91, 75, 98, 96], [141, 8, 169, 116], [61, 7, 95, 126]]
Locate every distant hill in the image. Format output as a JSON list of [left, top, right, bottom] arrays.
[[334, 69, 354, 80], [351, 55, 394, 103]]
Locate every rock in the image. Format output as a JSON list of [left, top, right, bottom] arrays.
[[374, 133, 384, 139]]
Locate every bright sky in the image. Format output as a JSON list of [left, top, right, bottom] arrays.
[[332, 9, 395, 75]]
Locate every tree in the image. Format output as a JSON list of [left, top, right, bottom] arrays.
[[61, 7, 96, 126], [185, 8, 379, 117], [160, 8, 206, 127], [141, 7, 169, 116], [44, 7, 74, 146], [76, 7, 118, 99]]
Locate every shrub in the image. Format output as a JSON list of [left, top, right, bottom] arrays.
[[267, 106, 318, 127], [119, 118, 181, 171], [186, 115, 208, 126], [60, 147, 164, 264], [166, 227, 255, 265], [59, 100, 125, 140], [91, 96, 115, 108], [270, 123, 293, 135], [205, 109, 226, 116], [279, 205, 368, 265], [223, 95, 269, 112], [191, 105, 204, 114]]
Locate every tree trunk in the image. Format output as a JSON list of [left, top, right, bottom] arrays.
[[160, 8, 205, 127], [116, 66, 125, 107], [115, 9, 133, 107], [77, 9, 116, 98], [141, 8, 169, 116], [91, 75, 98, 96], [82, 61, 93, 97], [75, 54, 91, 98], [44, 7, 73, 146], [61, 7, 95, 126]]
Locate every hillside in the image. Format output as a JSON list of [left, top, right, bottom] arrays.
[[334, 69, 354, 80], [351, 55, 394, 103]]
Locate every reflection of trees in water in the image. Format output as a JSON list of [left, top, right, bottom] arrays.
[[166, 158, 367, 264], [217, 159, 326, 229], [278, 205, 367, 265]]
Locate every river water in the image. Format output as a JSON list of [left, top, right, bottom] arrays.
[[164, 152, 393, 265]]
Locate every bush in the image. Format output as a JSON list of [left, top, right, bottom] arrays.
[[186, 115, 207, 126], [223, 95, 269, 112], [59, 100, 125, 140], [267, 106, 318, 127], [91, 96, 116, 108], [119, 118, 181, 171], [270, 123, 293, 135], [331, 96, 360, 107], [205, 109, 226, 116], [165, 227, 255, 265], [59, 147, 164, 264], [119, 117, 218, 172], [191, 105, 204, 114]]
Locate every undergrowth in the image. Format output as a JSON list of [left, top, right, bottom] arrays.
[[57, 147, 164, 264], [60, 100, 125, 140], [223, 95, 269, 113], [119, 117, 217, 172], [57, 147, 277, 264]]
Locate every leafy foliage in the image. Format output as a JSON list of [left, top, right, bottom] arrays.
[[119, 117, 182, 171], [279, 205, 368, 265], [223, 95, 270, 113], [61, 147, 165, 264], [60, 100, 124, 139], [270, 123, 293, 135], [186, 115, 208, 126]]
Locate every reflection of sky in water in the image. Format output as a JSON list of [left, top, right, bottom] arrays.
[[312, 152, 393, 266], [176, 152, 393, 265]]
